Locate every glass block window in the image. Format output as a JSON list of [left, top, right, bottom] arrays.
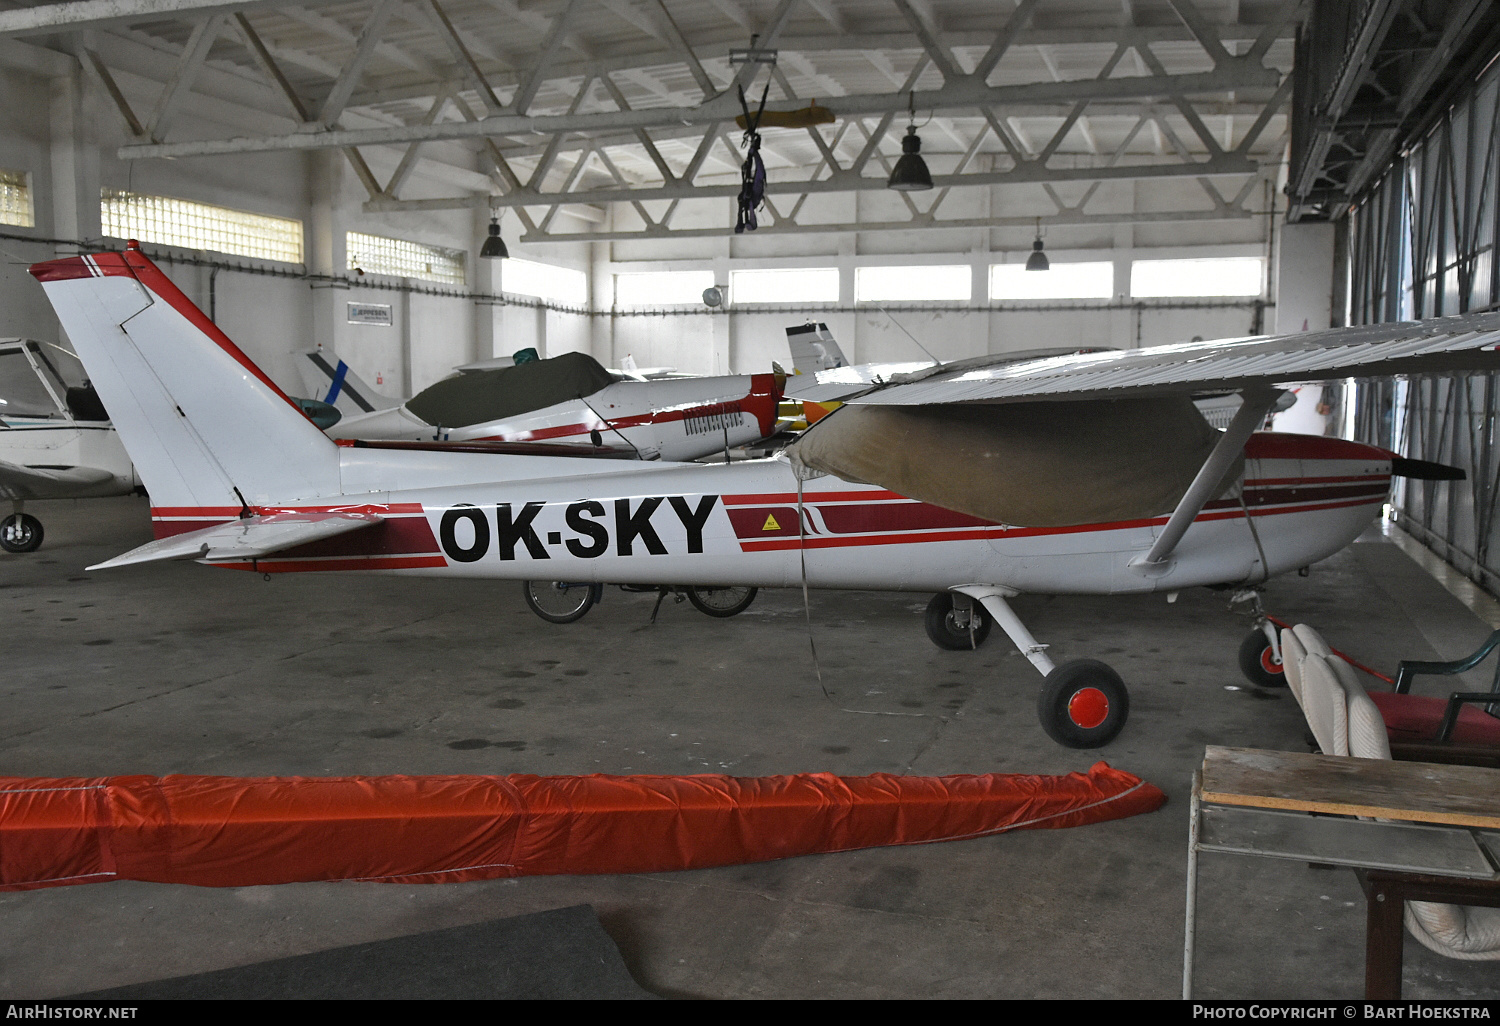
[[102, 190, 302, 263], [991, 261, 1114, 300], [730, 267, 839, 304], [1131, 257, 1264, 298], [502, 257, 588, 306], [0, 169, 33, 228], [615, 270, 715, 307], [855, 265, 971, 302], [346, 231, 465, 286]]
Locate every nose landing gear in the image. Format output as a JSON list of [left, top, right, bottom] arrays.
[[949, 586, 1130, 749]]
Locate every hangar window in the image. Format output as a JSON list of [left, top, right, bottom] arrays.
[[501, 257, 588, 307], [346, 231, 465, 286], [0, 168, 33, 228], [855, 265, 971, 302], [730, 267, 839, 305], [615, 270, 715, 307], [1130, 257, 1264, 298], [991, 261, 1113, 301], [101, 190, 302, 264]]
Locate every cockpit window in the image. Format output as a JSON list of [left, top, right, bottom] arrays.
[[0, 342, 87, 420]]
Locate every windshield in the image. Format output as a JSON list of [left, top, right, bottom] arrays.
[[0, 341, 87, 420]]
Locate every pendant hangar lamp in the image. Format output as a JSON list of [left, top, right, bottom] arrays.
[[1026, 217, 1049, 271], [887, 92, 933, 192], [480, 216, 509, 259]]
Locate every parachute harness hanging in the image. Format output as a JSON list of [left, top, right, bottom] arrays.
[[736, 81, 770, 234]]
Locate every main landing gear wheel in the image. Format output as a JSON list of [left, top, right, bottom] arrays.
[[1238, 629, 1288, 688], [0, 513, 42, 553], [522, 581, 603, 624], [924, 592, 992, 650], [1037, 659, 1129, 749], [685, 585, 757, 617]]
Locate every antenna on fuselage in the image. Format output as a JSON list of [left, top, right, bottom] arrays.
[[878, 306, 942, 368]]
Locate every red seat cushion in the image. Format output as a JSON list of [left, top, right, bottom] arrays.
[[1370, 691, 1500, 744]]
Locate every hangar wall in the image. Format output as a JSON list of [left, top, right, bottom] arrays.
[[1348, 52, 1500, 599]]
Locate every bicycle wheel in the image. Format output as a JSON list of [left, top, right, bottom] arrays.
[[522, 581, 601, 624], [685, 585, 757, 618]]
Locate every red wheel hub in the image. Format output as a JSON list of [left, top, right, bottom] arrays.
[[1260, 647, 1284, 674], [1068, 687, 1110, 729]]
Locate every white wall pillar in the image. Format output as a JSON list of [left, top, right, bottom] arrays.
[[48, 66, 99, 245], [1274, 221, 1335, 334], [307, 149, 345, 354]]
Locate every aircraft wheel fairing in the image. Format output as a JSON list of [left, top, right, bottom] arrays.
[[924, 593, 992, 650], [1237, 630, 1288, 688], [0, 513, 43, 553], [686, 585, 757, 617], [1037, 660, 1129, 748], [522, 581, 602, 624]]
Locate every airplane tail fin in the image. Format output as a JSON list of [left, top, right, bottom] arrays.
[[295, 349, 401, 415], [785, 323, 848, 376], [30, 245, 341, 513]]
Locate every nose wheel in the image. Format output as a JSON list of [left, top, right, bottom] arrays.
[[950, 586, 1131, 749], [1037, 660, 1130, 748], [0, 513, 43, 553]]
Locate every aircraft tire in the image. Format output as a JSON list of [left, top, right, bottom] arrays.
[[923, 593, 992, 650], [0, 514, 43, 554], [522, 581, 602, 624], [685, 585, 757, 617], [1237, 630, 1288, 688], [1037, 660, 1129, 748]]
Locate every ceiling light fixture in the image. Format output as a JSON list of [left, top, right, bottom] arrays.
[[1026, 217, 1049, 271], [887, 91, 933, 192], [479, 217, 508, 259]]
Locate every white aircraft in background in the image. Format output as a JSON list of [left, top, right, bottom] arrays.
[[295, 346, 784, 462], [0, 338, 138, 552], [30, 244, 1488, 747]]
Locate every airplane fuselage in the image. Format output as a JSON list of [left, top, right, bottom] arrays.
[[329, 375, 782, 462], [149, 431, 1390, 596]]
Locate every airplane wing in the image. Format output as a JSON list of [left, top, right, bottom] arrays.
[[787, 313, 1500, 539], [0, 459, 115, 500], [89, 511, 382, 571], [827, 315, 1500, 406]]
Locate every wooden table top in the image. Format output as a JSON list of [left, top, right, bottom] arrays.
[[1200, 746, 1500, 830]]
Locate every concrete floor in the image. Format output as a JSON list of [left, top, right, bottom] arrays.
[[2, 495, 1499, 999]]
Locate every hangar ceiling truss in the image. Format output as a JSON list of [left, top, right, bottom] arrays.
[[2, 0, 1303, 241]]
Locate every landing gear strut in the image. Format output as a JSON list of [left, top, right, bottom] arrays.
[[1230, 588, 1287, 688], [951, 586, 1130, 749]]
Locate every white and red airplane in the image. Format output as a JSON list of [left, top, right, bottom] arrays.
[[0, 338, 138, 552], [296, 343, 783, 463], [29, 243, 1497, 747]]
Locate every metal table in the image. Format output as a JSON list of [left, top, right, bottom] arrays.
[[1184, 745, 1500, 998]]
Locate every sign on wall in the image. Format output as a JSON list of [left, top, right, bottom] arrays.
[[347, 302, 392, 326]]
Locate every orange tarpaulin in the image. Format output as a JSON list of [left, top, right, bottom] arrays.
[[0, 764, 1163, 891]]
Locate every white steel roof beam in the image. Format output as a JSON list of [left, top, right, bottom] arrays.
[[599, 74, 677, 183], [971, 0, 1038, 84], [422, 0, 504, 114], [512, 0, 588, 116], [890, 0, 959, 83], [79, 44, 147, 138], [0, 0, 327, 37], [120, 53, 1279, 160], [316, 0, 399, 126], [145, 12, 224, 140]]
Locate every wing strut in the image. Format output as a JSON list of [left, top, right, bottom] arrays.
[[1129, 387, 1281, 572]]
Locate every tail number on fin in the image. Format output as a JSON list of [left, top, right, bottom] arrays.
[[438, 495, 721, 563]]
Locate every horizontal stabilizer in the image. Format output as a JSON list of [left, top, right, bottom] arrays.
[[89, 512, 383, 571]]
